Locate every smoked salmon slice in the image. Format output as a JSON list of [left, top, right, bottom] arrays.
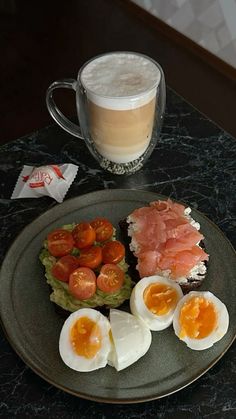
[[127, 199, 208, 280]]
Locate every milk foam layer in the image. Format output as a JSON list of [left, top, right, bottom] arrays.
[[80, 53, 160, 110]]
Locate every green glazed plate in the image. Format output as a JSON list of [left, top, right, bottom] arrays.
[[0, 189, 236, 403]]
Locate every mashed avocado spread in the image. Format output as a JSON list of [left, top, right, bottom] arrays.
[[39, 223, 134, 312]]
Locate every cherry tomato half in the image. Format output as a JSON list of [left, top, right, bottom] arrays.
[[77, 246, 102, 269], [69, 267, 97, 300], [47, 229, 74, 257], [51, 255, 80, 282], [72, 222, 96, 249], [102, 240, 125, 264], [90, 218, 113, 242], [97, 264, 124, 294]]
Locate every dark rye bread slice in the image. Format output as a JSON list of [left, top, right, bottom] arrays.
[[119, 218, 208, 294]]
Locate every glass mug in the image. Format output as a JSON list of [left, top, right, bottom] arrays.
[[46, 52, 166, 175]]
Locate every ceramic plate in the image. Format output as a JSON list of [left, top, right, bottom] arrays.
[[0, 189, 236, 403]]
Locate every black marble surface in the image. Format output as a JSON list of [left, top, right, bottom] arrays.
[[0, 88, 235, 418]]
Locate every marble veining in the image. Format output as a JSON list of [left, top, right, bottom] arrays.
[[0, 88, 235, 418]]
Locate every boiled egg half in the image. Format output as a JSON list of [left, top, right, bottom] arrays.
[[108, 309, 152, 371], [59, 308, 111, 372], [130, 275, 183, 331], [59, 307, 152, 372], [173, 291, 229, 350]]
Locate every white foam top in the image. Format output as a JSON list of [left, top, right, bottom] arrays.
[[80, 52, 161, 110]]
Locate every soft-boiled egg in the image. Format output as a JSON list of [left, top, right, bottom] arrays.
[[59, 307, 152, 372], [108, 309, 152, 371], [173, 291, 229, 350], [130, 275, 183, 331], [59, 308, 111, 372]]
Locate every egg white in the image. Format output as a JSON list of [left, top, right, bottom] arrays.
[[108, 309, 152, 371], [173, 291, 229, 350], [59, 308, 111, 372], [130, 275, 183, 331]]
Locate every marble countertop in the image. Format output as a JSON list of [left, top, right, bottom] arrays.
[[0, 89, 235, 418]]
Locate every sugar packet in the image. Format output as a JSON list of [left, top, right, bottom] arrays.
[[11, 164, 78, 203]]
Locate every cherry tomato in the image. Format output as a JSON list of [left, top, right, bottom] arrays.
[[72, 222, 96, 249], [69, 267, 97, 300], [51, 255, 80, 282], [90, 218, 113, 242], [47, 229, 74, 257], [77, 246, 102, 269], [102, 240, 125, 264], [97, 264, 124, 293]]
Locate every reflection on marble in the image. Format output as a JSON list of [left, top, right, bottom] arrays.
[[0, 88, 235, 418]]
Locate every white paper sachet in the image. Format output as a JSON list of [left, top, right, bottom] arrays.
[[11, 164, 78, 203]]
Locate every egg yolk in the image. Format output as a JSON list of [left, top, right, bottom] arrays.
[[70, 316, 102, 359], [179, 297, 217, 339], [143, 283, 178, 315]]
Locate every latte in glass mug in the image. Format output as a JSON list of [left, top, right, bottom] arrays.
[[46, 52, 166, 174], [80, 53, 160, 164]]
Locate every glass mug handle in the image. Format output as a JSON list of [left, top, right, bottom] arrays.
[[158, 67, 166, 126], [46, 79, 83, 139]]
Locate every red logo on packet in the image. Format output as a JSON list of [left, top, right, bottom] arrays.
[[21, 165, 64, 189], [29, 170, 53, 188]]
